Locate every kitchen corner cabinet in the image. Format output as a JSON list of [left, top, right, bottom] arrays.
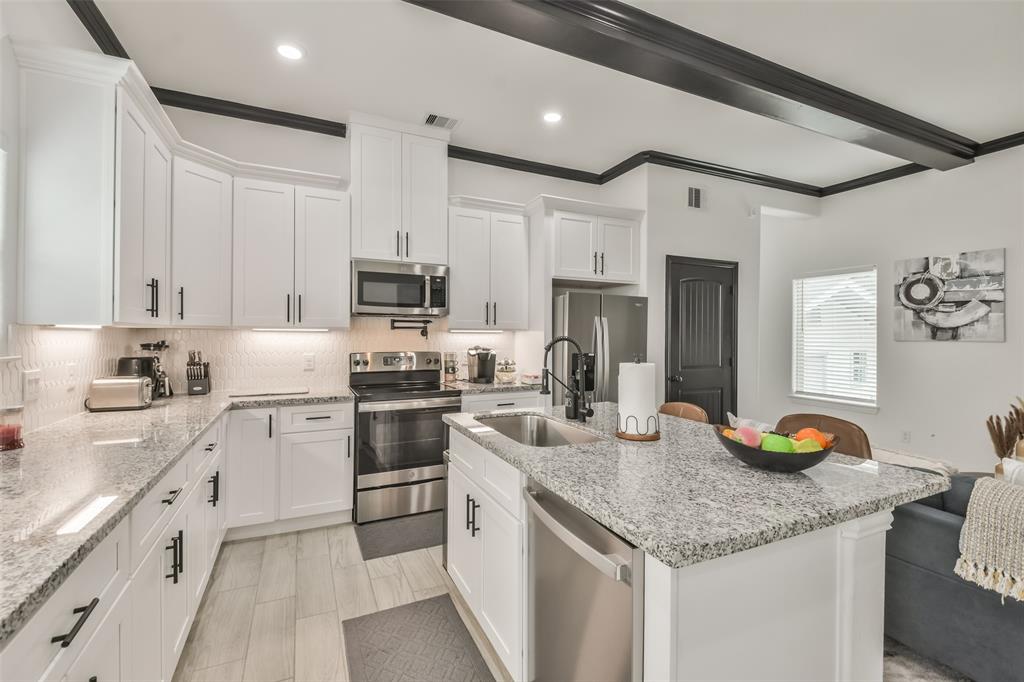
[[233, 179, 350, 328], [350, 123, 447, 264], [448, 207, 528, 330], [552, 211, 640, 284], [172, 157, 233, 326], [227, 409, 278, 528], [114, 87, 172, 325]]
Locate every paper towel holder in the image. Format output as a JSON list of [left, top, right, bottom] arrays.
[[616, 414, 661, 441]]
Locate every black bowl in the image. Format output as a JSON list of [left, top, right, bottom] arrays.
[[713, 426, 837, 473]]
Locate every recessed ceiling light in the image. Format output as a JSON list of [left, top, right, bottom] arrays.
[[543, 111, 563, 124], [276, 44, 304, 60]]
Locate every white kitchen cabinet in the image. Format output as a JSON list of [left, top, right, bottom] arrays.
[[171, 157, 233, 326], [477, 497, 523, 680], [350, 124, 403, 261], [63, 585, 131, 682], [447, 205, 528, 330], [232, 178, 296, 327], [402, 134, 448, 264], [279, 428, 353, 519], [461, 391, 542, 414], [552, 210, 640, 284], [204, 449, 225, 569], [162, 505, 190, 677], [350, 122, 448, 264], [184, 482, 209, 612], [295, 187, 350, 328], [446, 464, 482, 605], [227, 409, 278, 528], [114, 87, 171, 325], [129, 540, 164, 682]]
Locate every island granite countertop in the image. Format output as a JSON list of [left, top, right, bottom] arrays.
[[444, 380, 541, 395], [0, 388, 352, 647], [444, 402, 948, 569]]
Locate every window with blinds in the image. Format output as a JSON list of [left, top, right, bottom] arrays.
[[792, 267, 877, 406]]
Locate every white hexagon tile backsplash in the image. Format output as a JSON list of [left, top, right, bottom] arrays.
[[0, 318, 515, 432]]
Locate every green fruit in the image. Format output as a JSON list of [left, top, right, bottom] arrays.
[[794, 438, 823, 453], [761, 433, 795, 453]]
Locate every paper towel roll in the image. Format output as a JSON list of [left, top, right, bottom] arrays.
[[617, 362, 660, 439]]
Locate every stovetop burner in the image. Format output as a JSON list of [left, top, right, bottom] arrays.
[[348, 351, 461, 402], [349, 382, 461, 402]]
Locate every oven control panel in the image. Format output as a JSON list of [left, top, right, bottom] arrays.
[[350, 351, 442, 372]]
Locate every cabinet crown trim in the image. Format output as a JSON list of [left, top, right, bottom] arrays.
[[449, 196, 525, 214], [525, 194, 645, 221]]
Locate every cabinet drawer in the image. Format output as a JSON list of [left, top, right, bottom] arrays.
[[0, 520, 129, 682], [189, 419, 223, 477], [461, 392, 541, 414], [449, 431, 522, 521], [279, 404, 353, 433], [129, 456, 188, 574]]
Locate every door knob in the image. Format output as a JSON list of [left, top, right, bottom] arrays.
[[669, 375, 683, 382]]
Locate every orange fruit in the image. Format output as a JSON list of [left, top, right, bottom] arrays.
[[794, 427, 830, 448]]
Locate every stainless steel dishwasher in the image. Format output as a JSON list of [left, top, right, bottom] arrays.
[[525, 479, 644, 682]]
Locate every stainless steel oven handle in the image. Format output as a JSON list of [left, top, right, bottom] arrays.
[[524, 489, 630, 583], [358, 397, 463, 413]]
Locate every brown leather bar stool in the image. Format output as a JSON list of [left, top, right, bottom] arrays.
[[775, 413, 872, 459], [658, 402, 710, 424]]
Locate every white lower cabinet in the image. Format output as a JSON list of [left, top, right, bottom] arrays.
[[162, 498, 191, 676], [227, 409, 278, 528], [129, 540, 164, 682], [461, 391, 542, 414], [279, 428, 354, 519], [184, 482, 210, 612], [63, 585, 132, 682], [204, 449, 226, 568], [446, 437, 524, 681]]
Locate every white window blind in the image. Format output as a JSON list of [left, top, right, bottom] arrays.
[[792, 267, 877, 406]]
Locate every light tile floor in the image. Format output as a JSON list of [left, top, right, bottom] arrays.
[[173, 523, 505, 682], [176, 524, 965, 682]]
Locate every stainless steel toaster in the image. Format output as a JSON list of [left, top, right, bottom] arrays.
[[85, 376, 153, 412]]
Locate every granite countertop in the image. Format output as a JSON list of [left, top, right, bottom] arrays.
[[444, 402, 949, 569], [0, 388, 352, 647], [445, 380, 541, 395]]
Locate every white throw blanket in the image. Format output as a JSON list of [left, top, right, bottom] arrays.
[[954, 477, 1024, 603]]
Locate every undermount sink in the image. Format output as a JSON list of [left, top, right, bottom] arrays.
[[477, 414, 603, 447]]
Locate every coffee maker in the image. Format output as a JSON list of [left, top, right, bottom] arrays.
[[117, 340, 173, 399], [466, 346, 496, 384]]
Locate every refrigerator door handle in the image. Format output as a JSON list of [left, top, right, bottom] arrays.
[[592, 315, 603, 402], [601, 316, 611, 402]]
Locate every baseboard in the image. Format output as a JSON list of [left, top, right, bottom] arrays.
[[224, 509, 353, 541]]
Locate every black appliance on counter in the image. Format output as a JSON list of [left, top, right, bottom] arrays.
[[349, 351, 462, 524], [117, 340, 173, 398]]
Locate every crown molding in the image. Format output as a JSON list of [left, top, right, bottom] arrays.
[[10, 38, 130, 83], [449, 145, 602, 184], [349, 111, 449, 141], [976, 131, 1024, 157], [448, 195, 526, 213], [525, 194, 645, 220], [66, 0, 128, 59]]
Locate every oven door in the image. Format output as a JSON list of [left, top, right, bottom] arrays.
[[351, 260, 446, 316], [355, 396, 461, 489]]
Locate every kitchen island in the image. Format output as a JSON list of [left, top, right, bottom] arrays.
[[443, 402, 948, 682]]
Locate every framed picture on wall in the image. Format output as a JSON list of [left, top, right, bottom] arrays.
[[893, 248, 1005, 342]]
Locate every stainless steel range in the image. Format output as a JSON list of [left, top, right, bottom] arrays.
[[349, 351, 461, 524]]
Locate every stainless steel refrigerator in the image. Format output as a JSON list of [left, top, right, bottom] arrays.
[[552, 292, 648, 405]]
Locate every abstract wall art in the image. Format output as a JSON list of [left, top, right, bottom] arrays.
[[894, 248, 1005, 342]]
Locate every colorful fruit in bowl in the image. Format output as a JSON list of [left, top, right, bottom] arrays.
[[761, 433, 795, 453], [794, 438, 824, 453], [794, 427, 831, 448], [734, 426, 762, 447]]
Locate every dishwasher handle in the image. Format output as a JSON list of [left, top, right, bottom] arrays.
[[524, 489, 631, 583]]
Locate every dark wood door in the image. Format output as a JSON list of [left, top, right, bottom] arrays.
[[665, 256, 738, 424]]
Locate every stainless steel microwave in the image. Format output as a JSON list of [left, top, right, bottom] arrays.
[[351, 260, 449, 317]]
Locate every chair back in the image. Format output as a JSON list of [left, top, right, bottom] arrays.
[[775, 413, 872, 459], [658, 402, 710, 424]]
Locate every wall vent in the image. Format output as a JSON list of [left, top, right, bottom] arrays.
[[424, 113, 459, 131], [687, 187, 703, 209]]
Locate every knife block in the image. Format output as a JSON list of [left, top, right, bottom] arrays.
[[187, 378, 210, 395]]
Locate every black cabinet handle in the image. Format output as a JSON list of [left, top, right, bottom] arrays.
[[465, 494, 472, 531], [176, 529, 184, 574], [485, 302, 489, 326], [286, 293, 291, 323], [268, 414, 273, 438], [492, 302, 497, 326], [593, 251, 597, 274], [298, 294, 302, 324], [146, 278, 157, 317], [89, 677, 97, 682], [600, 253, 605, 275], [405, 232, 409, 258], [396, 230, 401, 257], [178, 286, 184, 320], [209, 470, 220, 506], [347, 435, 351, 459], [496, 402, 514, 407], [305, 415, 331, 421], [205, 442, 217, 451], [165, 534, 180, 583], [470, 498, 481, 537], [161, 488, 182, 505], [50, 597, 99, 647]]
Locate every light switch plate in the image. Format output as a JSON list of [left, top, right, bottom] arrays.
[[303, 353, 315, 371], [22, 369, 41, 401]]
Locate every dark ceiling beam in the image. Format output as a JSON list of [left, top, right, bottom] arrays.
[[66, 0, 128, 58], [405, 0, 979, 170], [153, 88, 348, 138]]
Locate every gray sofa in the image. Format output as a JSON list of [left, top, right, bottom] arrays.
[[885, 472, 1024, 682]]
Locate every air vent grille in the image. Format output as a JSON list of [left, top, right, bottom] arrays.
[[424, 113, 459, 131], [687, 187, 703, 209]]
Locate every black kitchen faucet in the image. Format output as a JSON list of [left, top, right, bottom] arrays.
[[539, 336, 594, 423]]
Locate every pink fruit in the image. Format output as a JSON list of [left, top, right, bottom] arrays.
[[734, 426, 762, 447]]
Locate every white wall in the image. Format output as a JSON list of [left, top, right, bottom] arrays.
[[645, 164, 819, 411], [757, 147, 1024, 472]]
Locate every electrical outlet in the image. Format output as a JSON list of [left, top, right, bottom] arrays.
[[303, 353, 315, 372], [901, 430, 912, 444], [22, 369, 41, 402]]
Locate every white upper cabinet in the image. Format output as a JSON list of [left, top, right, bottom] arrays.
[[232, 178, 296, 327], [114, 88, 171, 325], [552, 210, 640, 284], [295, 187, 350, 328], [171, 157, 233, 326], [350, 124, 403, 261], [448, 203, 529, 331], [350, 122, 448, 264], [402, 134, 448, 264]]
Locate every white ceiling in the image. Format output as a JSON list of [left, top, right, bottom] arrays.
[[93, 0, 1023, 187]]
